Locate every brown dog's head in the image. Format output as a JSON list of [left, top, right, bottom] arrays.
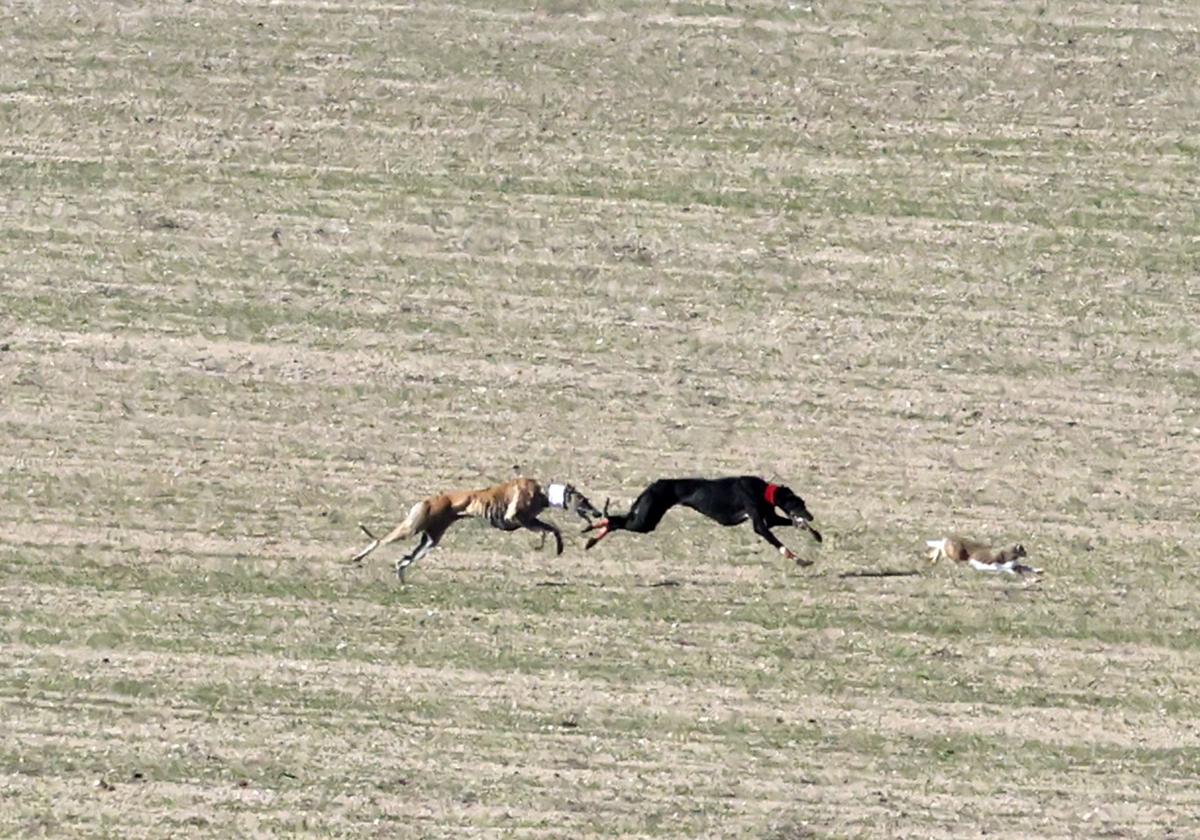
[[548, 483, 604, 525]]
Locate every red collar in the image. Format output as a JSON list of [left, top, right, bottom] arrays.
[[764, 483, 781, 506]]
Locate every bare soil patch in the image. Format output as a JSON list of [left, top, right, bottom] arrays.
[[3, 1, 1199, 836]]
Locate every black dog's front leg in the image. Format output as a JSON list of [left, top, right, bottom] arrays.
[[750, 515, 810, 566], [765, 510, 792, 528], [766, 508, 823, 544]]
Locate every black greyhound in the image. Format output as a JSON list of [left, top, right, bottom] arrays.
[[582, 476, 823, 564]]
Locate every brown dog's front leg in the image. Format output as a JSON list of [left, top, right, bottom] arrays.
[[525, 518, 564, 555]]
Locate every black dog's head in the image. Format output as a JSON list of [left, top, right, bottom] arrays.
[[771, 485, 823, 543]]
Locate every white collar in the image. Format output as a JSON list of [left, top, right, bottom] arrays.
[[547, 483, 567, 509]]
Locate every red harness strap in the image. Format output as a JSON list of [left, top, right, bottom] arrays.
[[764, 483, 781, 506]]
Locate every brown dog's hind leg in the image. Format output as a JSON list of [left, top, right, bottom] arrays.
[[395, 533, 437, 582]]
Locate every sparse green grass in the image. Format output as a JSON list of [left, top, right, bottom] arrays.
[[3, 0, 1200, 837]]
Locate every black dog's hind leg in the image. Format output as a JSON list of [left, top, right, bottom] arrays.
[[622, 487, 679, 533], [584, 483, 680, 549]]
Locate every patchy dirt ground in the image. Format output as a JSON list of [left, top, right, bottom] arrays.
[[2, 1, 1199, 837]]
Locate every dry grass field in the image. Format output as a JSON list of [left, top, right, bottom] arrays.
[[3, 0, 1200, 836]]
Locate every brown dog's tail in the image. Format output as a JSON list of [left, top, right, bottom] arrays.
[[350, 500, 429, 563]]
